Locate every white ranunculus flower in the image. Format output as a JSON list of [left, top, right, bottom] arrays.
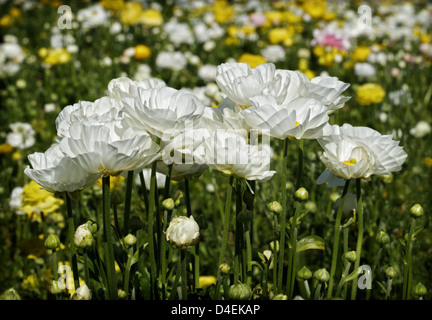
[[198, 64, 217, 83], [155, 51, 187, 71], [24, 143, 102, 193], [58, 121, 160, 176], [120, 86, 205, 139], [242, 96, 330, 140], [72, 284, 92, 300], [300, 76, 351, 112], [317, 124, 408, 183], [409, 120, 431, 138], [261, 45, 286, 63], [354, 62, 376, 78], [77, 4, 110, 29], [74, 223, 94, 248], [196, 130, 276, 182], [6, 122, 35, 149], [107, 76, 166, 100], [166, 215, 200, 250], [9, 187, 24, 210]]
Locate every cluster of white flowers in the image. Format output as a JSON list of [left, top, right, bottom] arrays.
[[24, 61, 408, 194]]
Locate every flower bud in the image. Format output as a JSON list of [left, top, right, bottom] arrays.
[[376, 231, 390, 245], [272, 294, 288, 300], [0, 288, 21, 300], [162, 198, 175, 211], [410, 204, 424, 218], [123, 234, 137, 247], [44, 233, 60, 250], [72, 284, 92, 300], [86, 220, 98, 234], [166, 215, 200, 250], [228, 282, 252, 300], [219, 263, 231, 274], [294, 187, 309, 201], [74, 224, 94, 249], [50, 280, 63, 295], [267, 201, 282, 214], [297, 266, 312, 280], [413, 282, 427, 297], [344, 251, 357, 263], [314, 268, 330, 283], [118, 289, 128, 299], [385, 266, 397, 278]]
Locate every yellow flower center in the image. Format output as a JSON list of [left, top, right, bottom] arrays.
[[295, 121, 300, 127], [342, 158, 357, 166]]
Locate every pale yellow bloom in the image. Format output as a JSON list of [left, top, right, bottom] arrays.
[[356, 83, 386, 105]]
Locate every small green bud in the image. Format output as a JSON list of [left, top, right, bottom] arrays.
[[344, 251, 357, 263], [118, 289, 128, 299], [314, 268, 330, 283], [413, 282, 427, 297], [162, 198, 175, 211], [385, 266, 397, 279], [410, 204, 424, 218], [44, 233, 60, 250], [376, 231, 390, 245], [219, 263, 231, 274], [267, 201, 282, 214], [0, 288, 21, 300], [123, 234, 137, 247], [228, 282, 252, 300], [86, 220, 98, 234], [272, 294, 288, 300], [294, 187, 309, 201], [174, 191, 183, 207], [297, 266, 313, 280]]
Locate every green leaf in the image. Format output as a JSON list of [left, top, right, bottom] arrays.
[[295, 235, 325, 252], [249, 261, 264, 272], [131, 243, 148, 267]]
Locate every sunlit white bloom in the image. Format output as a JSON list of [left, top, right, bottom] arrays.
[[24, 143, 102, 193], [300, 76, 350, 112], [6, 122, 35, 149], [354, 62, 376, 78], [120, 86, 205, 139], [166, 215, 200, 250], [107, 76, 166, 100], [196, 130, 276, 182], [155, 51, 187, 71], [409, 120, 431, 138], [58, 122, 160, 176], [133, 64, 152, 81], [261, 45, 286, 63], [242, 96, 330, 140], [163, 19, 194, 47], [317, 124, 408, 183]]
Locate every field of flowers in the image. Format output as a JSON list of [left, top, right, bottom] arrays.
[[0, 0, 431, 302]]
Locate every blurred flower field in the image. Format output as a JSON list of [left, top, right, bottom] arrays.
[[0, 0, 431, 301]]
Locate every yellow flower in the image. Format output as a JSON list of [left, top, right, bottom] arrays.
[[304, 69, 315, 80], [19, 181, 64, 218], [21, 274, 38, 291], [134, 44, 151, 60], [120, 1, 143, 25], [421, 33, 431, 44], [237, 53, 266, 68], [424, 157, 432, 168], [0, 15, 13, 28], [199, 275, 217, 288], [351, 46, 371, 62], [302, 0, 327, 19], [264, 11, 284, 27], [95, 175, 125, 191], [99, 0, 125, 12], [43, 48, 72, 66], [313, 45, 325, 57], [356, 83, 386, 105], [268, 27, 293, 45], [140, 9, 163, 27], [0, 143, 13, 154], [211, 0, 234, 24]]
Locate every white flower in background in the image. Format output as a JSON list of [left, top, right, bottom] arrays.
[[166, 215, 200, 250], [354, 62, 376, 78], [107, 76, 166, 100], [163, 19, 194, 47], [74, 223, 94, 248], [6, 122, 35, 149], [261, 45, 286, 63], [198, 64, 217, 83], [134, 64, 152, 81], [77, 4, 110, 29], [155, 51, 187, 71], [242, 96, 330, 140], [120, 86, 205, 139], [410, 120, 431, 138], [9, 187, 24, 211], [317, 124, 408, 183], [196, 130, 276, 182], [135, 168, 166, 190], [0, 42, 25, 76], [58, 121, 160, 176], [24, 143, 102, 193], [300, 76, 351, 112]]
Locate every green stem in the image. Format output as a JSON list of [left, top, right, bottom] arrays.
[[139, 170, 149, 216], [123, 246, 133, 296], [295, 139, 304, 189], [66, 193, 80, 291], [386, 278, 393, 300], [181, 250, 187, 300], [327, 179, 351, 299], [83, 251, 90, 289], [336, 261, 351, 298], [123, 171, 134, 236], [147, 161, 158, 299], [287, 201, 301, 299], [350, 178, 364, 300], [102, 175, 117, 300], [277, 139, 289, 292], [402, 217, 416, 300], [214, 175, 234, 299]]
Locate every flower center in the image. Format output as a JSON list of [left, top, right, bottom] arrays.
[[239, 104, 252, 110], [342, 158, 357, 166], [295, 121, 300, 127]]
